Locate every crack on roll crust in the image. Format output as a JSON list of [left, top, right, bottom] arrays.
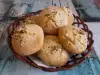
[[37, 6, 69, 34], [64, 34, 75, 45], [59, 26, 87, 54], [44, 11, 58, 28]]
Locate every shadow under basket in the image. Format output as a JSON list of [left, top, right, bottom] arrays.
[[7, 10, 94, 72]]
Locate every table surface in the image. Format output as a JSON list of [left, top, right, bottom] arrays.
[[0, 0, 100, 75]]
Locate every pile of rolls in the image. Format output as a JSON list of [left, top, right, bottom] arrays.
[[11, 6, 87, 67]]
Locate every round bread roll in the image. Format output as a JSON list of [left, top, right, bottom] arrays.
[[63, 7, 74, 25], [36, 6, 69, 34], [59, 26, 87, 54], [11, 24, 44, 56], [37, 35, 69, 67]]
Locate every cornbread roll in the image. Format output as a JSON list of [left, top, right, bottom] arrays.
[[11, 24, 44, 56], [63, 7, 74, 25], [37, 6, 69, 34], [37, 35, 69, 67], [59, 26, 87, 54]]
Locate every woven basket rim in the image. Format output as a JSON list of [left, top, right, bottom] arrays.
[[7, 10, 94, 72]]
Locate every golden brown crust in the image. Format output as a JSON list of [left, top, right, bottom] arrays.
[[12, 24, 44, 56], [37, 35, 69, 67], [36, 6, 70, 34], [58, 26, 87, 54]]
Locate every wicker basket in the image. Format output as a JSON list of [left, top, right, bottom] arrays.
[[7, 10, 94, 72]]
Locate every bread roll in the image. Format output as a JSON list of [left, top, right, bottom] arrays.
[[59, 26, 87, 54], [12, 24, 44, 56], [37, 35, 69, 67], [36, 6, 69, 34]]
